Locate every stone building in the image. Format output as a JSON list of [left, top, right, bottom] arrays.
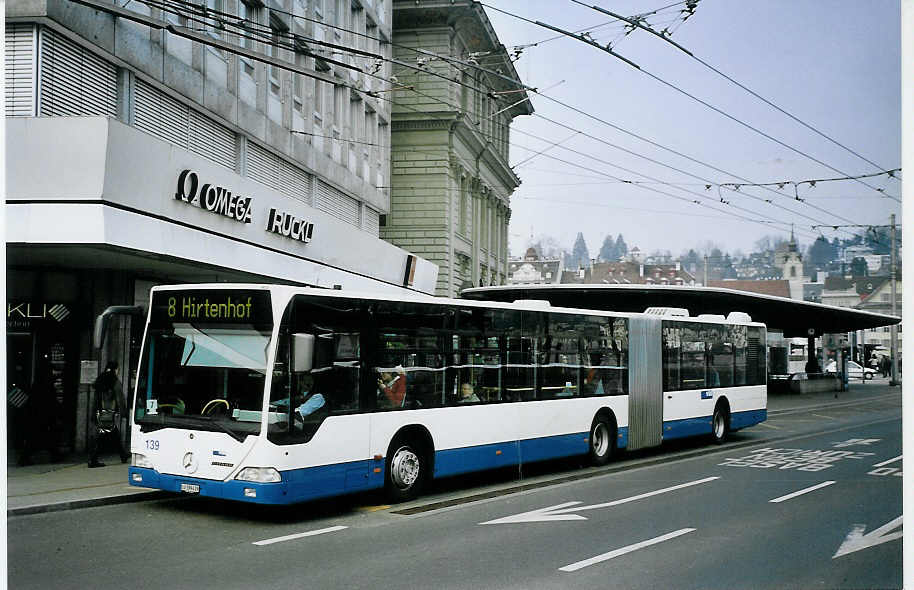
[[507, 248, 562, 285], [382, 0, 532, 296], [5, 0, 437, 457], [774, 231, 805, 299]]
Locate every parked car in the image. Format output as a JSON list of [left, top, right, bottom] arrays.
[[825, 360, 876, 380]]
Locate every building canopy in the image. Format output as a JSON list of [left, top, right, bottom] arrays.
[[461, 284, 900, 338]]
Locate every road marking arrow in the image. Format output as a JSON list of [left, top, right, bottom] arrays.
[[833, 516, 902, 558], [872, 454, 902, 467], [559, 528, 696, 572], [480, 476, 719, 525], [253, 525, 348, 546], [769, 480, 835, 503]]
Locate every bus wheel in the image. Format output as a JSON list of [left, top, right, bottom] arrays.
[[385, 441, 423, 502], [712, 405, 730, 445], [589, 416, 615, 466]]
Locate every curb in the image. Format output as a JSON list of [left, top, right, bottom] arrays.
[[8, 490, 171, 517]]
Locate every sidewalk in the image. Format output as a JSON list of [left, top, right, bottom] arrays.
[[7, 380, 901, 516], [7, 453, 167, 516]]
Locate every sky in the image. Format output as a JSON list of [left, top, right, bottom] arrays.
[[478, 1, 902, 259]]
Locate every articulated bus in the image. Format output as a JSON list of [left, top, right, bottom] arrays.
[[128, 284, 767, 504]]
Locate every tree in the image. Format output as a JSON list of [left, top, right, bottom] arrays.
[[614, 234, 628, 259], [850, 257, 869, 277], [753, 234, 786, 253], [569, 232, 591, 269], [529, 234, 567, 260], [864, 226, 895, 255], [598, 235, 618, 262], [808, 236, 838, 267]]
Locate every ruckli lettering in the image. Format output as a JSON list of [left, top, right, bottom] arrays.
[[266, 208, 314, 243]]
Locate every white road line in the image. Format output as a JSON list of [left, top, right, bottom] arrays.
[[759, 422, 781, 429], [769, 481, 835, 504], [253, 525, 348, 546], [572, 476, 720, 513], [559, 528, 696, 572], [873, 455, 902, 467], [812, 413, 835, 420]]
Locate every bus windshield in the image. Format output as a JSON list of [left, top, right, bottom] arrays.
[[134, 289, 273, 440]]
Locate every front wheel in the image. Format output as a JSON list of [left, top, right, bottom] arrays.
[[385, 442, 424, 502], [588, 417, 615, 466], [864, 372, 873, 380], [711, 406, 730, 445]]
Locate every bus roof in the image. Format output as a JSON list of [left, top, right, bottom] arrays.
[[148, 283, 763, 326]]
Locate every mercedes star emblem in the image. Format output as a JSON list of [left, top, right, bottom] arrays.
[[182, 452, 198, 474]]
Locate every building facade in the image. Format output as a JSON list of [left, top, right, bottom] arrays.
[[507, 248, 562, 285], [562, 260, 696, 286], [382, 1, 532, 296], [856, 278, 903, 363], [5, 0, 437, 457]]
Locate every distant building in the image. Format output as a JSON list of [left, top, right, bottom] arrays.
[[821, 276, 886, 308], [856, 277, 902, 362], [803, 281, 824, 304], [507, 248, 562, 285], [774, 231, 805, 299], [562, 260, 695, 286]]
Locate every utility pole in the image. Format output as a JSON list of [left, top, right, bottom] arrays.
[[704, 255, 709, 286], [890, 213, 900, 386]]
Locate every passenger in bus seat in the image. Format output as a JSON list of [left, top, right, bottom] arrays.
[[458, 382, 480, 403], [295, 374, 326, 418], [378, 367, 407, 408], [584, 368, 605, 395]]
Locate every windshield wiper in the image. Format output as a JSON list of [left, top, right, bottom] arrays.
[[195, 415, 248, 443], [138, 413, 248, 442]]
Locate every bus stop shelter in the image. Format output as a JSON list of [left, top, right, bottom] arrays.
[[461, 284, 901, 377]]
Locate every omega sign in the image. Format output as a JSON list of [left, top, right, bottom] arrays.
[[175, 169, 253, 223]]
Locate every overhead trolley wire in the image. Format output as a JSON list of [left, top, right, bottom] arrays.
[[576, 1, 900, 180], [379, 84, 824, 239], [482, 2, 900, 203]]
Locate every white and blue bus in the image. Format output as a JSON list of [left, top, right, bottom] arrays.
[[128, 284, 767, 504]]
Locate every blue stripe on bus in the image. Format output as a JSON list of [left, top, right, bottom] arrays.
[[662, 409, 767, 440], [730, 409, 767, 430], [433, 432, 591, 478], [663, 417, 713, 440], [128, 459, 382, 505]]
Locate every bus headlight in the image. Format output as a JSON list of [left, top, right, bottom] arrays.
[[235, 467, 281, 483], [132, 453, 154, 469]]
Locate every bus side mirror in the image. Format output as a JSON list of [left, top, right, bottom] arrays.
[[292, 334, 315, 373]]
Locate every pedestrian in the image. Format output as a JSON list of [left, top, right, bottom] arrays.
[[88, 361, 129, 468], [881, 356, 890, 378]]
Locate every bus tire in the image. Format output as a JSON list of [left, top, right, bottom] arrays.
[[711, 403, 730, 445], [588, 415, 615, 466], [384, 439, 424, 502]]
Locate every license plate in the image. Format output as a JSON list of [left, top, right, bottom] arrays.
[[180, 483, 200, 494]]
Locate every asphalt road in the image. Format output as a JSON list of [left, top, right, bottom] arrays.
[[9, 394, 901, 590]]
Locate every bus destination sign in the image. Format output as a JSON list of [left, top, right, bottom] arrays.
[[151, 289, 272, 327]]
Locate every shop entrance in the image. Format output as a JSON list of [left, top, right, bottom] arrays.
[[6, 302, 77, 462]]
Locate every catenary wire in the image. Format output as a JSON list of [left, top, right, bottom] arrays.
[[482, 2, 900, 202]]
